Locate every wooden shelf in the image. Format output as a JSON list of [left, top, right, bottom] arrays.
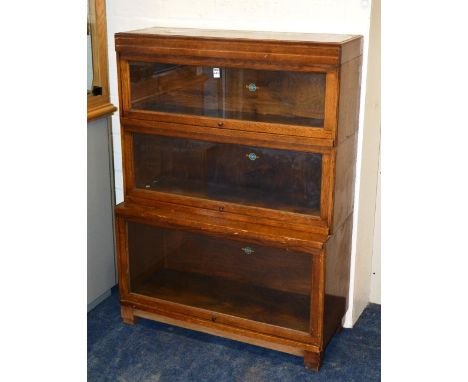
[[137, 176, 320, 216], [133, 101, 324, 127], [133, 268, 310, 333]]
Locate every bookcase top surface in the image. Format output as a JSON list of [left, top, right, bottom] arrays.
[[117, 26, 361, 45]]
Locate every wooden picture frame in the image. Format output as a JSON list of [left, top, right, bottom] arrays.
[[87, 0, 116, 121]]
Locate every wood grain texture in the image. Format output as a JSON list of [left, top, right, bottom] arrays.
[[115, 216, 130, 298], [123, 107, 331, 141], [310, 252, 325, 338], [323, 213, 354, 348], [331, 133, 359, 233], [116, 202, 326, 253], [120, 27, 358, 44], [125, 292, 317, 346], [304, 350, 323, 371], [340, 37, 364, 65], [126, 194, 329, 236], [323, 70, 339, 134], [87, 103, 117, 122], [115, 27, 362, 65], [122, 117, 334, 150], [121, 305, 137, 325], [133, 307, 319, 355], [116, 36, 340, 67], [337, 56, 363, 144], [122, 131, 135, 197]]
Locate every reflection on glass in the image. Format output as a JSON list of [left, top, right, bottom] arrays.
[[129, 62, 326, 127], [87, 14, 94, 93], [133, 133, 322, 215], [87, 0, 102, 96]]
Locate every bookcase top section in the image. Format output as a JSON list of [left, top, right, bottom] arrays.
[[116, 27, 361, 45]]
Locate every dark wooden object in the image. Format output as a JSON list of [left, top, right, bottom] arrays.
[[114, 27, 362, 371]]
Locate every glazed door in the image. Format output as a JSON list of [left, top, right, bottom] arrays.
[[121, 60, 336, 140], [124, 220, 313, 334], [129, 62, 325, 127], [129, 133, 324, 218]]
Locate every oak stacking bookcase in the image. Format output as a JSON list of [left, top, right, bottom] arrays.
[[114, 27, 362, 371]]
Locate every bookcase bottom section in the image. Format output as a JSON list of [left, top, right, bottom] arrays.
[[123, 218, 315, 333], [115, 203, 351, 371], [120, 303, 325, 370]]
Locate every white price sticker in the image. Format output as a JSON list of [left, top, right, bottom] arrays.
[[213, 68, 220, 78]]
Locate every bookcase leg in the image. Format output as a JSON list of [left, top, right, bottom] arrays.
[[121, 305, 138, 325], [304, 351, 323, 371]]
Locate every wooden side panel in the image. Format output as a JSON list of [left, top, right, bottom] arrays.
[[322, 213, 354, 347], [337, 56, 363, 144], [340, 37, 363, 65], [331, 133, 358, 233]]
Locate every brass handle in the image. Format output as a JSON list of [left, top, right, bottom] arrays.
[[245, 83, 259, 92], [241, 246, 255, 255], [246, 153, 260, 161]]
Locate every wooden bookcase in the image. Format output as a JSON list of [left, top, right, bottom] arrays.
[[114, 27, 362, 370]]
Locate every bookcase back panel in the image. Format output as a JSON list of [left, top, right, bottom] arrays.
[[129, 61, 326, 128], [132, 133, 322, 216], [127, 221, 312, 332]]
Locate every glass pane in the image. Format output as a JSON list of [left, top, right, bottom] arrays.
[[128, 222, 311, 332], [87, 0, 102, 96], [129, 62, 325, 127], [86, 0, 93, 95], [87, 24, 93, 93], [133, 134, 322, 215]]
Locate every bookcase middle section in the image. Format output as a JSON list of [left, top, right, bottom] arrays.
[[122, 128, 335, 231]]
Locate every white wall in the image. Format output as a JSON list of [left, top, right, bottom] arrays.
[[87, 116, 117, 310], [370, 160, 381, 304], [346, 0, 380, 324], [106, 0, 376, 325]]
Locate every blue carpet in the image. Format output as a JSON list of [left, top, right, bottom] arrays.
[[88, 288, 380, 381]]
